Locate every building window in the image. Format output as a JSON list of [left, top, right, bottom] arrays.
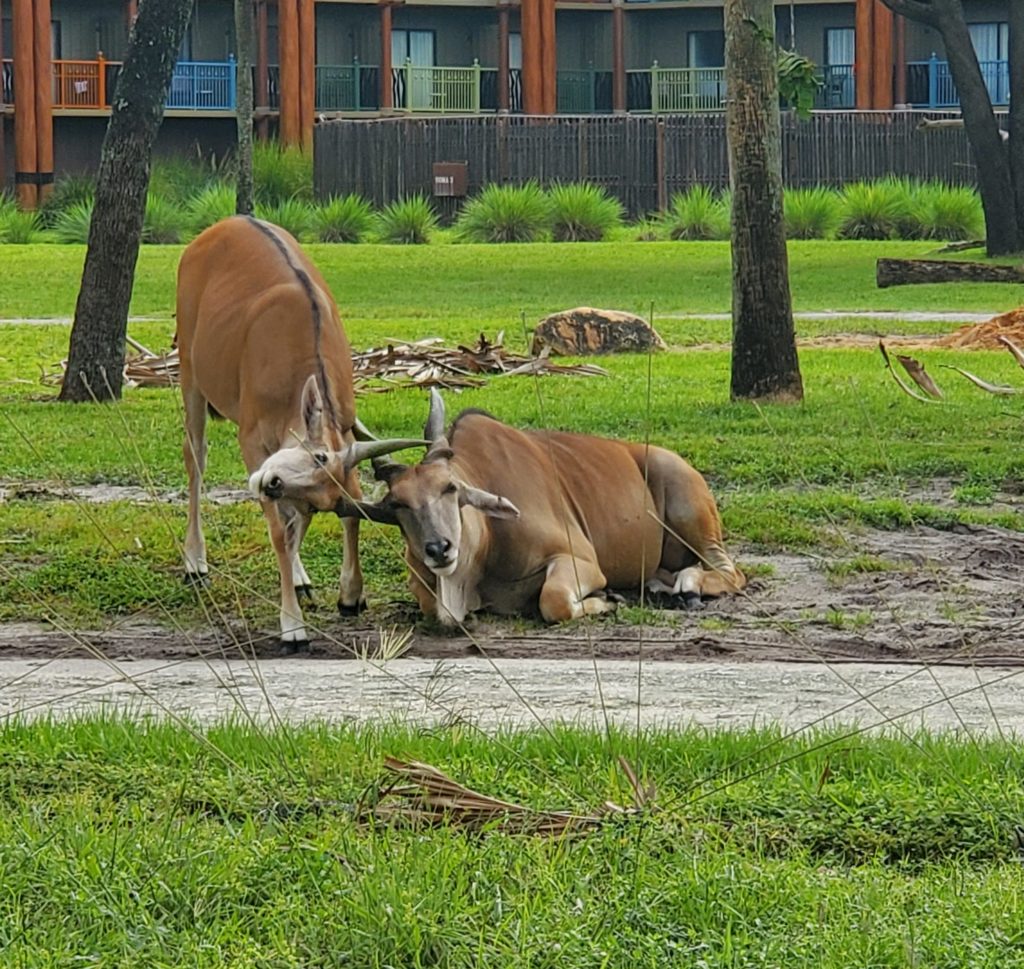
[[509, 32, 522, 71], [825, 27, 854, 66], [687, 31, 724, 69], [392, 29, 434, 68], [969, 22, 1009, 104]]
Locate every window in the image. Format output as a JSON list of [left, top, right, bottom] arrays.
[[969, 22, 1009, 104], [392, 29, 434, 68], [509, 32, 522, 71], [687, 31, 724, 69], [825, 27, 854, 66]]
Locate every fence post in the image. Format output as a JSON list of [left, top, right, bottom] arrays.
[[472, 58, 481, 113], [97, 52, 106, 109], [928, 52, 938, 108], [354, 58, 361, 111], [228, 53, 237, 110], [405, 57, 412, 111], [651, 61, 659, 115]]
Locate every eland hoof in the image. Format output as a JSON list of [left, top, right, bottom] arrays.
[[277, 638, 310, 657], [295, 584, 315, 603], [338, 599, 367, 617], [184, 571, 210, 588], [680, 592, 704, 612]]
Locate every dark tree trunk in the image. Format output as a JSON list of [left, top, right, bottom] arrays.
[[235, 0, 255, 215], [876, 258, 1024, 288], [724, 0, 803, 403], [59, 0, 194, 403], [1010, 0, 1024, 239], [881, 0, 1020, 256]]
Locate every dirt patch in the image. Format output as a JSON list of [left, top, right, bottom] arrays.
[[938, 307, 1024, 349], [1, 523, 1022, 668]]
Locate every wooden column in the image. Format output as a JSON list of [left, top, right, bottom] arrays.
[[379, 1, 393, 112], [612, 0, 626, 114], [520, 0, 542, 114], [33, 0, 53, 203], [298, 0, 315, 149], [540, 0, 556, 114], [11, 0, 36, 209], [497, 3, 510, 114], [854, 0, 873, 109], [278, 0, 301, 145], [893, 10, 907, 106], [872, 0, 894, 109], [125, 0, 138, 32], [255, 1, 269, 138]]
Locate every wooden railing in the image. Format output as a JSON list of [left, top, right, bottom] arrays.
[[53, 58, 120, 109]]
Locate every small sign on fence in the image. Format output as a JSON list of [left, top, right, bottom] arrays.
[[433, 161, 468, 197]]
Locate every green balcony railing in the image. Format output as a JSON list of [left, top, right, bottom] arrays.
[[649, 64, 726, 113], [394, 60, 481, 113]]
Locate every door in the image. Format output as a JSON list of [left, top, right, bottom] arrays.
[[392, 28, 435, 109], [687, 30, 725, 105], [824, 27, 855, 107], [969, 22, 1009, 104]]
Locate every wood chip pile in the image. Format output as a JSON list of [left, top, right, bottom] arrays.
[[937, 308, 1024, 350], [43, 333, 608, 392]]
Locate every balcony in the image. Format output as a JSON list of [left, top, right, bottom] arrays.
[[558, 65, 727, 114], [816, 64, 854, 109], [907, 55, 1009, 109]]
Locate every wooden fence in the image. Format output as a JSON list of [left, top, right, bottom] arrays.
[[315, 112, 983, 220]]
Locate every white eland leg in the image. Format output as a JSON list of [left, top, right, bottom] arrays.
[[281, 504, 313, 596], [338, 516, 365, 614], [182, 385, 209, 582], [262, 499, 307, 646]]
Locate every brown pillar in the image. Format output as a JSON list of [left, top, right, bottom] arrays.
[[11, 0, 36, 209], [520, 0, 542, 114], [125, 0, 138, 32], [278, 0, 301, 144], [497, 3, 510, 114], [872, 0, 894, 109], [893, 10, 907, 106], [854, 0, 873, 110], [33, 0, 53, 203], [256, 1, 269, 107], [379, 1, 393, 111], [611, 0, 626, 114], [298, 0, 315, 149], [540, 0, 556, 114]]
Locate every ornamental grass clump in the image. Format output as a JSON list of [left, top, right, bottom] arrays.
[[784, 186, 842, 239], [548, 182, 624, 242], [37, 174, 95, 229], [313, 194, 375, 243], [187, 183, 238, 234], [52, 201, 95, 244], [143, 194, 190, 244], [0, 208, 42, 244], [663, 186, 730, 240], [837, 180, 912, 240], [254, 198, 316, 241], [376, 195, 438, 244], [916, 183, 984, 241], [454, 182, 551, 243], [253, 140, 313, 204]]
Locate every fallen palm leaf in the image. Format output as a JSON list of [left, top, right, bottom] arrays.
[[359, 756, 648, 834], [998, 335, 1024, 371], [879, 341, 940, 404], [940, 365, 1022, 396], [895, 353, 943, 399]]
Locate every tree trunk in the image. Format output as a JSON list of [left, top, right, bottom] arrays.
[[876, 258, 1024, 288], [724, 0, 803, 403], [235, 0, 255, 214], [59, 0, 195, 403], [881, 0, 1020, 256], [1009, 0, 1024, 240]]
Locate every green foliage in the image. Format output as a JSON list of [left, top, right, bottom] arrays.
[[51, 201, 95, 244], [313, 193, 375, 243], [0, 208, 42, 244], [37, 174, 95, 229], [254, 198, 316, 241], [375, 194, 438, 244], [548, 181, 624, 242], [150, 155, 220, 205], [778, 49, 823, 119], [663, 185, 730, 240], [784, 186, 842, 239], [837, 180, 913, 240], [186, 182, 238, 234], [253, 140, 313, 204], [142, 194, 190, 245], [915, 182, 985, 241], [455, 182, 552, 243]]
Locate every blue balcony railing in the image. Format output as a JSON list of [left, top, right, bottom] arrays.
[[906, 55, 1009, 109], [166, 58, 236, 110]]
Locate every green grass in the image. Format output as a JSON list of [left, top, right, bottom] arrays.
[[1, 718, 1023, 967], [1, 241, 1020, 325]]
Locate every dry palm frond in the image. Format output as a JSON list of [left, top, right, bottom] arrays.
[[359, 756, 649, 834], [998, 335, 1024, 371], [895, 353, 943, 399], [42, 333, 608, 392], [879, 341, 941, 404], [941, 365, 1022, 396]]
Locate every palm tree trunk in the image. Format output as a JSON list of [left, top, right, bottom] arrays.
[[235, 0, 255, 215]]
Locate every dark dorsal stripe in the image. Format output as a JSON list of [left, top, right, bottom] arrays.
[[244, 216, 340, 430]]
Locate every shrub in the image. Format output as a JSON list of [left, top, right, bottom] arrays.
[[375, 195, 438, 244], [187, 182, 238, 233], [255, 198, 316, 240], [150, 156, 219, 205], [632, 218, 665, 242], [916, 183, 984, 241], [837, 180, 912, 240], [0, 208, 42, 244], [454, 182, 551, 243], [253, 141, 313, 205], [37, 174, 95, 229], [663, 186, 730, 240], [52, 201, 94, 244], [143, 194, 190, 244], [784, 187, 842, 239], [548, 182, 624, 242], [313, 194, 374, 243]]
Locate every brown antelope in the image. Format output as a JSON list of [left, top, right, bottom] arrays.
[[176, 216, 422, 646], [254, 389, 746, 625]]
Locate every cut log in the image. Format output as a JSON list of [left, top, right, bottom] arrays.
[[876, 258, 1024, 289]]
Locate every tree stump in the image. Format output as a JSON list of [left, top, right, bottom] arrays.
[[531, 307, 666, 357]]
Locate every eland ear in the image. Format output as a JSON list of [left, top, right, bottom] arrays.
[[459, 486, 520, 520], [300, 375, 324, 444], [424, 388, 447, 443]]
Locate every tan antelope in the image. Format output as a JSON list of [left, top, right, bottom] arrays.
[[176, 216, 422, 647], [254, 389, 746, 625]]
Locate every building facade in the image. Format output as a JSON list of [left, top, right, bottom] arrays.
[[0, 0, 1011, 203]]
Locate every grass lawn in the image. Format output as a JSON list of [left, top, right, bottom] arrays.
[[1, 718, 1023, 967]]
